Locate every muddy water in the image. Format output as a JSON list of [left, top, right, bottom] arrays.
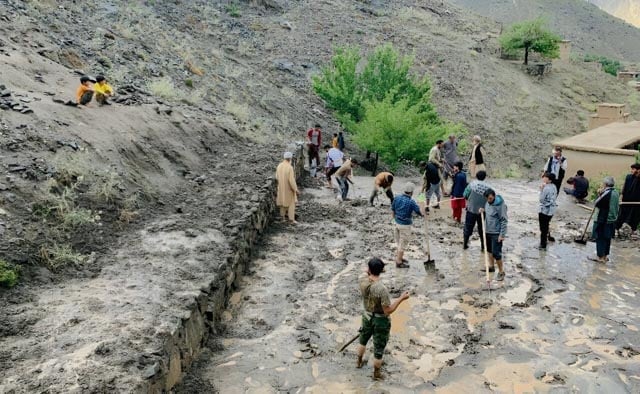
[[178, 177, 639, 393]]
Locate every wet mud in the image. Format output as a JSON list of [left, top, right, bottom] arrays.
[[178, 176, 640, 393]]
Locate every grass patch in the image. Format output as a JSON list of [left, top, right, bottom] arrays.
[[149, 77, 177, 99], [226, 99, 250, 123], [62, 208, 95, 229], [0, 260, 19, 288], [90, 172, 122, 205], [40, 244, 86, 271], [495, 164, 523, 179], [185, 78, 194, 88], [225, 3, 241, 17]]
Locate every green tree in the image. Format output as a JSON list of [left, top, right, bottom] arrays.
[[312, 47, 362, 121], [584, 54, 623, 76], [499, 18, 561, 65], [313, 44, 465, 168]]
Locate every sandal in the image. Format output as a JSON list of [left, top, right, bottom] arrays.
[[396, 262, 410, 268]]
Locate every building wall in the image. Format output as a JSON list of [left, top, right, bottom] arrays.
[[563, 149, 636, 180]]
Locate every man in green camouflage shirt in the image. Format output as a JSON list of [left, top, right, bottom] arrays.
[[356, 257, 410, 380]]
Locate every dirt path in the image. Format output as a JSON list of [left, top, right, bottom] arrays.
[[178, 176, 640, 393]]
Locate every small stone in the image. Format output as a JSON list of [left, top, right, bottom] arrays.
[[19, 97, 31, 103], [142, 363, 160, 379], [293, 351, 303, 359], [104, 32, 116, 40], [0, 183, 8, 191], [175, 205, 184, 213], [20, 108, 33, 114]]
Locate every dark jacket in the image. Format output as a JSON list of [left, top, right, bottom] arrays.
[[573, 175, 589, 198], [424, 162, 440, 186], [451, 172, 467, 198], [595, 188, 620, 224]]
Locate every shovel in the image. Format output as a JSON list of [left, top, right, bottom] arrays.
[[480, 211, 491, 289], [422, 216, 435, 266], [337, 332, 360, 353]]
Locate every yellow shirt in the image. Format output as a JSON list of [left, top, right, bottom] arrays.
[[93, 81, 113, 95], [332, 137, 338, 148]]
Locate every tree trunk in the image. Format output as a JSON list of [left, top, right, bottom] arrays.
[[524, 45, 530, 65]]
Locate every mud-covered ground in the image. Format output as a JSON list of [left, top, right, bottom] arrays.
[[178, 175, 640, 393]]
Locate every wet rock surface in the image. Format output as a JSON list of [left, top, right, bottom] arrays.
[[178, 176, 640, 392]]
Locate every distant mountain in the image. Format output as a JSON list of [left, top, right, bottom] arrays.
[[589, 0, 640, 27], [449, 0, 640, 62]]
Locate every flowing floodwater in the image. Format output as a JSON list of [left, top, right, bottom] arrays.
[[177, 177, 639, 393]]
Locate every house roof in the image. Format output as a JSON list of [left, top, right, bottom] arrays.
[[554, 121, 640, 155]]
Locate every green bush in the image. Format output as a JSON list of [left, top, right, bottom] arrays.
[[313, 44, 463, 168], [584, 54, 623, 77], [0, 260, 19, 288]]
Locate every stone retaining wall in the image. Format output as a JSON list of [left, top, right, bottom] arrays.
[[144, 145, 305, 392]]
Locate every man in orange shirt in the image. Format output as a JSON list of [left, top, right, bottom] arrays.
[[76, 76, 94, 106]]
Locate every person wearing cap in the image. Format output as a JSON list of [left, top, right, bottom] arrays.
[[590, 177, 619, 262], [538, 172, 558, 250], [93, 75, 114, 106], [276, 152, 299, 224], [356, 257, 410, 380], [391, 182, 425, 268], [76, 76, 94, 106], [369, 172, 394, 206]]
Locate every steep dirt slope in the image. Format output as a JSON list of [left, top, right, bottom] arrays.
[[450, 0, 640, 62]]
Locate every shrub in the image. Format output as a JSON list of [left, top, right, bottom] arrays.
[[584, 54, 624, 77], [0, 260, 19, 288], [225, 3, 241, 17], [148, 77, 176, 99], [351, 95, 461, 170], [40, 244, 86, 271]]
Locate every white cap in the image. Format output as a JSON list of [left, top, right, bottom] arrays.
[[404, 182, 415, 194], [284, 151, 293, 159]]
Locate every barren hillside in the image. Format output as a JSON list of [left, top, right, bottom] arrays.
[[450, 0, 640, 62]]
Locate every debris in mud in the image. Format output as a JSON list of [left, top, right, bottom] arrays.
[[498, 321, 516, 329]]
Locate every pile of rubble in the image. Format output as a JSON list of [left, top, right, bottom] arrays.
[[0, 84, 34, 114]]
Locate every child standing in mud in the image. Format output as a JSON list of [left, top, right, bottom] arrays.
[[538, 172, 558, 250], [356, 257, 410, 380]]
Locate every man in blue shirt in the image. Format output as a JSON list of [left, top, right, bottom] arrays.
[[391, 182, 425, 268]]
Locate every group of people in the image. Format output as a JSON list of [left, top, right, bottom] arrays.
[[75, 75, 114, 107], [274, 129, 638, 381]]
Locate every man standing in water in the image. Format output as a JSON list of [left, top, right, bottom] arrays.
[[357, 257, 410, 380], [479, 188, 508, 281]]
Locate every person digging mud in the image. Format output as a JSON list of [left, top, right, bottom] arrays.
[[564, 170, 589, 203], [450, 161, 467, 223], [75, 75, 95, 106], [538, 172, 558, 250], [356, 257, 410, 380], [463, 170, 490, 251], [590, 176, 619, 263], [306, 124, 322, 172], [276, 151, 299, 224], [616, 163, 640, 237], [324, 144, 344, 189], [479, 188, 508, 281], [334, 158, 358, 201], [93, 75, 114, 106], [391, 182, 425, 268], [369, 172, 394, 206]]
